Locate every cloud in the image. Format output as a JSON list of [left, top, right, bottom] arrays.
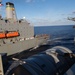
[[31, 17, 75, 26], [6, 0, 46, 3], [41, 0, 46, 2], [32, 17, 52, 25], [25, 0, 34, 3], [25, 0, 46, 3], [72, 11, 75, 14]]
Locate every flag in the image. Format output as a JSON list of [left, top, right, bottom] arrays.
[[0, 4, 3, 6]]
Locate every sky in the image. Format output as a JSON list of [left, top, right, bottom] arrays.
[[1, 0, 75, 26]]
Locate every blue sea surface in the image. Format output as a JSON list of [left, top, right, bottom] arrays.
[[34, 25, 75, 39], [34, 25, 75, 50], [34, 25, 75, 75]]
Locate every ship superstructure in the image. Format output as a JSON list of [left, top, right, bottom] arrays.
[[0, 2, 49, 55]]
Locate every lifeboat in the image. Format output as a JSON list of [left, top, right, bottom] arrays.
[[0, 33, 6, 38], [6, 31, 19, 38]]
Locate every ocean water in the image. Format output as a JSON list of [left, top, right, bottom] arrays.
[[34, 25, 75, 39], [34, 25, 75, 50], [34, 25, 75, 75]]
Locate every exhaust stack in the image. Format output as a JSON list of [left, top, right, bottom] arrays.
[[6, 2, 17, 21]]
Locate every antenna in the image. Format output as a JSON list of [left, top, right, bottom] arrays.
[[0, 0, 2, 3]]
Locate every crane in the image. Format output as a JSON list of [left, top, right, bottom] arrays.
[[68, 17, 75, 21]]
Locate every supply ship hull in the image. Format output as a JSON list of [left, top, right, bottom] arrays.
[[0, 36, 49, 55], [0, 2, 49, 55]]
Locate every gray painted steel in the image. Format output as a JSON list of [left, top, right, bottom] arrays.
[[0, 2, 49, 55]]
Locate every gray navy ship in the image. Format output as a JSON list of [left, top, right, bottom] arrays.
[[0, 2, 49, 55], [0, 1, 75, 75]]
